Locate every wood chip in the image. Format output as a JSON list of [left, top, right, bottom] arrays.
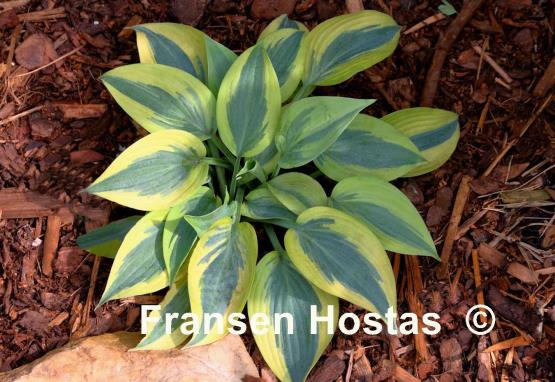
[[54, 103, 107, 119], [42, 215, 62, 277], [439, 338, 463, 376], [70, 150, 105, 165], [350, 347, 373, 381], [382, 360, 421, 382], [477, 336, 495, 382], [307, 351, 345, 382], [48, 312, 69, 327], [0, 189, 64, 218]]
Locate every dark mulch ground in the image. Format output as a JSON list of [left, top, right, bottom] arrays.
[[0, 0, 554, 380]]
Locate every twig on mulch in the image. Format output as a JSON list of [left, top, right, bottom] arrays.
[[15, 46, 83, 77], [374, 0, 391, 15], [501, 346, 515, 382], [437, 175, 473, 279], [533, 58, 555, 96], [455, 208, 489, 240], [421, 0, 485, 106], [482, 336, 530, 353], [476, 96, 491, 133], [2, 23, 22, 80], [83, 255, 101, 323], [483, 93, 553, 177], [0, 105, 44, 127], [405, 256, 430, 362], [393, 253, 401, 282], [471, 249, 485, 319], [18, 7, 66, 22], [404, 13, 447, 35], [472, 45, 513, 85]]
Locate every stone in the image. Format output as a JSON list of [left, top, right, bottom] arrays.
[[28, 113, 60, 140], [1, 332, 259, 382], [172, 0, 207, 26], [15, 34, 58, 70]]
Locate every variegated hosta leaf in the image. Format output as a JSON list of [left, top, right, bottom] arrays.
[[242, 185, 297, 223], [184, 201, 238, 235], [99, 210, 169, 305], [267, 172, 327, 215], [87, 130, 209, 211], [314, 114, 424, 181], [284, 207, 396, 318], [188, 217, 257, 346], [77, 216, 141, 259], [102, 64, 215, 139], [133, 23, 207, 81], [381, 107, 460, 176], [204, 35, 237, 95], [259, 14, 308, 40], [330, 176, 438, 259], [303, 10, 400, 86], [275, 97, 374, 169], [258, 28, 306, 101], [163, 186, 219, 283], [248, 251, 338, 382], [241, 143, 279, 184], [217, 45, 281, 157], [135, 272, 190, 350], [237, 159, 267, 184]]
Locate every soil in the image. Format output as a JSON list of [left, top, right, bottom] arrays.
[[1, 0, 554, 381]]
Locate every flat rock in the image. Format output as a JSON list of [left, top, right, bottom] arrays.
[[15, 34, 58, 70], [1, 332, 259, 382], [172, 0, 207, 26], [250, 0, 296, 19]]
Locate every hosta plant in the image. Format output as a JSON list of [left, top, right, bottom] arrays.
[[78, 11, 459, 382]]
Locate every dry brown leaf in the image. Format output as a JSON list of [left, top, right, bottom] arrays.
[[478, 243, 507, 268], [507, 262, 539, 284], [501, 189, 551, 204]]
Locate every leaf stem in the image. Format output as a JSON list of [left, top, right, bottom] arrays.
[[230, 157, 241, 198], [207, 141, 227, 198], [211, 134, 235, 163], [233, 187, 245, 225], [264, 224, 284, 252], [264, 219, 296, 229], [270, 165, 280, 179], [291, 83, 315, 102], [203, 157, 233, 169], [309, 170, 323, 178]]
